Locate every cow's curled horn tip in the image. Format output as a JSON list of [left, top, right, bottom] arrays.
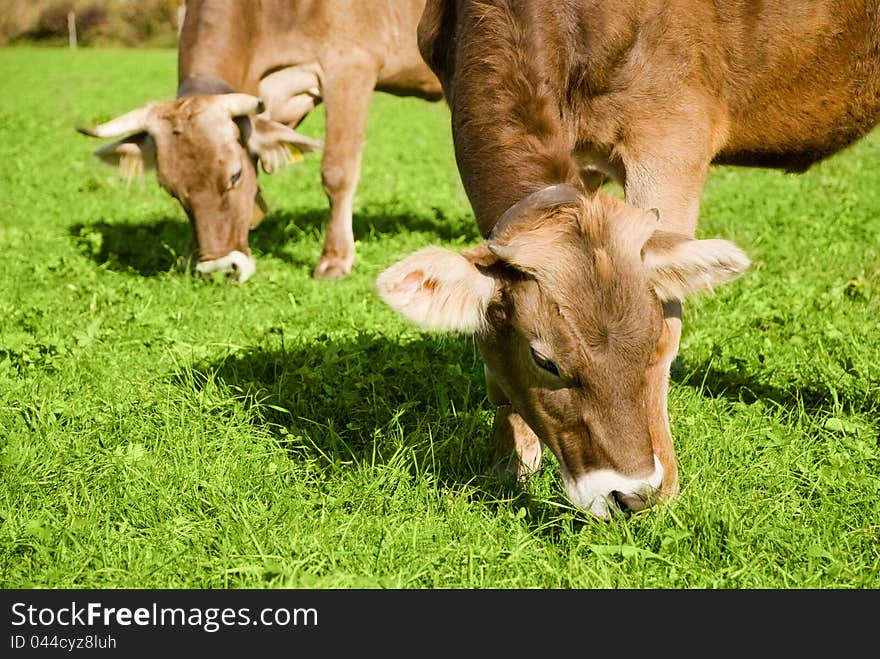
[[487, 243, 518, 263]]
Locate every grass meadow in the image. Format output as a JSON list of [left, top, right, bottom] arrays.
[[0, 47, 878, 589]]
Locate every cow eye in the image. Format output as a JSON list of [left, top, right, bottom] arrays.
[[529, 346, 560, 377], [229, 168, 243, 187]]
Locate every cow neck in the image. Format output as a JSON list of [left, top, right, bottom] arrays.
[[449, 2, 579, 238]]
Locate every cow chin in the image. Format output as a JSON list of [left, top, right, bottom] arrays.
[[195, 250, 256, 283], [561, 455, 664, 521]]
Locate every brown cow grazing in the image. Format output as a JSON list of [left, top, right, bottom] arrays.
[[378, 0, 880, 518], [79, 0, 442, 282]]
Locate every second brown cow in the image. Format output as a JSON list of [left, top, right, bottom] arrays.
[[80, 0, 442, 282]]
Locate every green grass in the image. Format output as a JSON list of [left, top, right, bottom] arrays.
[[1, 46, 878, 589]]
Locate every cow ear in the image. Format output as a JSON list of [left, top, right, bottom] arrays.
[[91, 132, 157, 179], [377, 246, 499, 333], [642, 231, 751, 301], [245, 117, 323, 174]]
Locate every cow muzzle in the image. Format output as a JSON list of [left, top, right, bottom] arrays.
[[195, 250, 256, 283], [563, 455, 664, 520]]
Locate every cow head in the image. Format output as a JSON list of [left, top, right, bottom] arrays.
[[78, 94, 322, 282], [377, 185, 750, 519]]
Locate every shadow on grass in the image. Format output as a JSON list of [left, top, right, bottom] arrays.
[[172, 331, 580, 523], [70, 204, 477, 275], [178, 333, 494, 480], [70, 216, 193, 276], [251, 204, 476, 261], [672, 357, 879, 418]]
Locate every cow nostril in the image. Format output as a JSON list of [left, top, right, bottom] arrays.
[[611, 490, 643, 513], [230, 261, 239, 271], [612, 490, 650, 513]]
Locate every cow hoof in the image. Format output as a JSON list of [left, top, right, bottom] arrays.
[[313, 255, 353, 279]]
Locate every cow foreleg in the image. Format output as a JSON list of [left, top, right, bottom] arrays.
[[313, 65, 378, 279], [490, 405, 543, 485], [485, 367, 542, 483]]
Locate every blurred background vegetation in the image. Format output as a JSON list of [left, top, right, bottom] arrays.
[[0, 0, 184, 48]]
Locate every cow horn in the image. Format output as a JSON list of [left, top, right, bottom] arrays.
[[489, 183, 581, 240], [221, 93, 266, 117], [77, 104, 155, 139]]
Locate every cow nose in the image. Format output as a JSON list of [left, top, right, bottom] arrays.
[[612, 490, 650, 513], [562, 455, 664, 520], [194, 250, 256, 283]]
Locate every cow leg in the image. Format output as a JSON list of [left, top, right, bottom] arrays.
[[490, 405, 543, 484], [484, 368, 542, 483], [313, 65, 378, 279], [623, 150, 710, 501]]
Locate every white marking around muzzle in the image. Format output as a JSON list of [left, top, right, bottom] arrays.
[[195, 250, 256, 283], [563, 455, 664, 520]]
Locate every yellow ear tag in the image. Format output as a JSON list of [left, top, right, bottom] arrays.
[[285, 144, 304, 164]]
